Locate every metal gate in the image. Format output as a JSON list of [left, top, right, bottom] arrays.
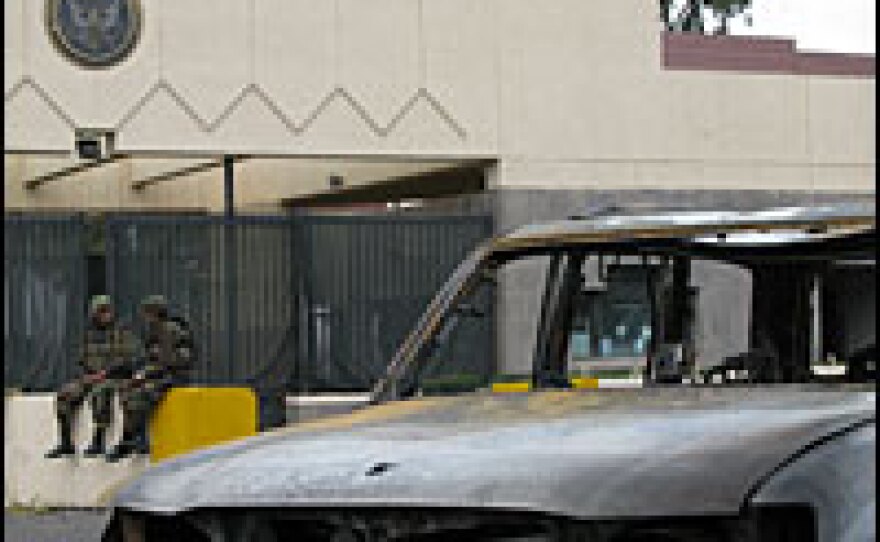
[[4, 214, 88, 391], [299, 215, 494, 390], [106, 215, 301, 387], [105, 213, 493, 392]]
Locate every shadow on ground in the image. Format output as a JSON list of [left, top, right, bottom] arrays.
[[5, 509, 109, 542]]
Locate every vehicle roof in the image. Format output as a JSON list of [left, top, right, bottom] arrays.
[[112, 386, 875, 518], [492, 202, 875, 255]]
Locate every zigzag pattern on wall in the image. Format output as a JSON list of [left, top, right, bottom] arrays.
[[5, 77, 78, 129], [4, 77, 467, 139]]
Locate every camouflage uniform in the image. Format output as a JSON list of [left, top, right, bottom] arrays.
[[107, 295, 195, 461], [46, 295, 138, 458]]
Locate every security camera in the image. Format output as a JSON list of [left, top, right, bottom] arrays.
[[74, 129, 116, 161]]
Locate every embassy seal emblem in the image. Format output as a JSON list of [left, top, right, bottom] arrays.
[[46, 0, 142, 68]]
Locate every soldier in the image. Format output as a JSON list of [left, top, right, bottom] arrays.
[[106, 295, 195, 462], [45, 295, 138, 458]]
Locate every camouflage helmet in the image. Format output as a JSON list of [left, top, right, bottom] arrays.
[[89, 295, 112, 316], [140, 294, 168, 314]]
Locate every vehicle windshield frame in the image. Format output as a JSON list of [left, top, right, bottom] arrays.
[[369, 204, 875, 404]]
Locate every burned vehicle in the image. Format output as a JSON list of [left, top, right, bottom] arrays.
[[103, 204, 876, 541]]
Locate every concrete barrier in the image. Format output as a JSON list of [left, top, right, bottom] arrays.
[[597, 377, 644, 388], [5, 392, 374, 508], [4, 393, 147, 508], [13, 388, 674, 508]]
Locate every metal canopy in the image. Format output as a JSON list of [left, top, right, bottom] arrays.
[[7, 152, 480, 209], [130, 159, 230, 191], [22, 155, 125, 189]]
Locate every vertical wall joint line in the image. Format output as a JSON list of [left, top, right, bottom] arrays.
[[417, 0, 427, 88], [248, 0, 257, 84]]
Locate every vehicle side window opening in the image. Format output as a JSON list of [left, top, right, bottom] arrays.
[[565, 254, 874, 386], [828, 264, 875, 375], [526, 251, 875, 387], [400, 243, 874, 396], [404, 265, 497, 396], [530, 251, 700, 385], [407, 250, 703, 390], [568, 259, 655, 372], [735, 260, 876, 385], [372, 214, 874, 403]]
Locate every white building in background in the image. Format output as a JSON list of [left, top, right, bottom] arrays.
[[4, 0, 875, 377]]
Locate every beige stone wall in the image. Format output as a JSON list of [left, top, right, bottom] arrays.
[[4, 0, 875, 210]]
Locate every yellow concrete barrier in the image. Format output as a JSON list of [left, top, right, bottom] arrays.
[[150, 387, 257, 462], [491, 381, 532, 393], [570, 377, 600, 389]]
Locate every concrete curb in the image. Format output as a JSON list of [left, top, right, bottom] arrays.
[[491, 377, 645, 393]]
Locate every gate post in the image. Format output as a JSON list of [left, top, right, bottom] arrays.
[[224, 155, 237, 384], [224, 155, 235, 219]]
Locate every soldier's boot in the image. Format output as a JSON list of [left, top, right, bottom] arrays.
[[106, 425, 141, 463], [133, 433, 150, 455], [82, 428, 107, 457], [45, 420, 75, 459], [105, 440, 136, 463], [123, 411, 150, 456]]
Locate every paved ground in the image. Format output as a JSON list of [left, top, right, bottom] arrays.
[[4, 509, 109, 542]]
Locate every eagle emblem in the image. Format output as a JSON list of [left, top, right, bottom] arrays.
[[46, 0, 141, 67]]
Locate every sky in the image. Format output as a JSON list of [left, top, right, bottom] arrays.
[[723, 0, 875, 54]]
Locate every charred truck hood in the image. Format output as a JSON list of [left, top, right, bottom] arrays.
[[110, 387, 874, 519]]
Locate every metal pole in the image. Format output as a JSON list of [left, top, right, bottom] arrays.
[[810, 271, 822, 364], [224, 155, 235, 218], [224, 155, 237, 384], [646, 262, 657, 386], [671, 256, 691, 381], [532, 254, 564, 384]]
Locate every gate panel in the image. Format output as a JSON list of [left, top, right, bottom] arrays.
[[301, 214, 493, 390], [4, 214, 87, 391], [107, 215, 303, 387], [107, 215, 215, 382], [233, 219, 301, 390], [105, 213, 492, 393]]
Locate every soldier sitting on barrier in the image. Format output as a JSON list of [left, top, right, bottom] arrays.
[[106, 295, 195, 462], [46, 295, 138, 459]]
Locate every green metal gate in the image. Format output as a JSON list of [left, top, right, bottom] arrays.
[[105, 213, 493, 392], [4, 214, 88, 391]]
